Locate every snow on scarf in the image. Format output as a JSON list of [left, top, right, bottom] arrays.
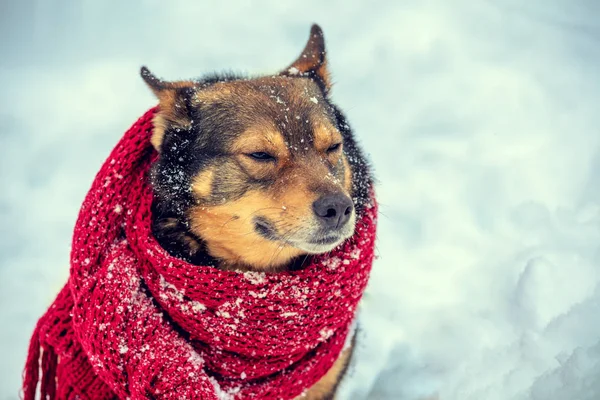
[[22, 108, 377, 400]]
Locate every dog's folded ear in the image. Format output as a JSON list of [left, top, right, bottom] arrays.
[[281, 24, 332, 93], [141, 66, 197, 151]]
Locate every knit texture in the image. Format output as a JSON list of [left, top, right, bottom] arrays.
[[22, 108, 377, 400]]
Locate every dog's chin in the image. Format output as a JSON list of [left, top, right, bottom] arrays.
[[294, 239, 345, 255], [291, 223, 356, 255]]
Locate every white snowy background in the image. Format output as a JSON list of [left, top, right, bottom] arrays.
[[1, 1, 600, 399]]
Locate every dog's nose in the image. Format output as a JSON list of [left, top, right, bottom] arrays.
[[312, 193, 354, 229]]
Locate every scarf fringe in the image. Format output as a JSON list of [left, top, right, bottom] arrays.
[[22, 319, 42, 400], [41, 345, 58, 399], [23, 316, 59, 400]]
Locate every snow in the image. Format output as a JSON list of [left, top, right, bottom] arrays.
[[242, 270, 267, 285], [281, 311, 298, 318], [191, 301, 207, 313], [209, 376, 241, 400], [187, 350, 204, 367], [2, 1, 600, 400], [322, 256, 342, 270], [319, 328, 335, 342]]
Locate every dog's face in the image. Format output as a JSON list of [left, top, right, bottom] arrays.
[[145, 25, 361, 270]]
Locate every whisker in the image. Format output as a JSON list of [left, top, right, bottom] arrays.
[[377, 210, 391, 221], [220, 215, 238, 229], [266, 224, 305, 266], [299, 254, 310, 269]]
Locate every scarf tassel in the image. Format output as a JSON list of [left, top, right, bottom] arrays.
[[23, 318, 58, 400]]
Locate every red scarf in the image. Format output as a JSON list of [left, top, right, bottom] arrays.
[[22, 108, 377, 400]]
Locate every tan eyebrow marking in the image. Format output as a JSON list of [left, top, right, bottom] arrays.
[[191, 168, 215, 199], [312, 122, 342, 151], [231, 125, 290, 160]]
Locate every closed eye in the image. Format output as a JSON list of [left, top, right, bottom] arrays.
[[247, 152, 276, 162], [326, 143, 342, 153]]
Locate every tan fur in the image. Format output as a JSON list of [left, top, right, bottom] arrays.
[[312, 122, 342, 152], [312, 122, 345, 177], [150, 114, 169, 151], [342, 156, 352, 192], [232, 125, 292, 174], [150, 103, 193, 152], [140, 67, 197, 151], [190, 168, 215, 199], [296, 345, 353, 400]]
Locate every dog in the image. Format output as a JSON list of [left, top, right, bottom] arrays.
[[141, 24, 372, 400]]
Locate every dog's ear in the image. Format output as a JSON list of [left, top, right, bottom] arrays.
[[281, 24, 332, 93], [141, 66, 196, 151]]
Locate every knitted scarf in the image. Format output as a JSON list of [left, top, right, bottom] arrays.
[[22, 108, 377, 400]]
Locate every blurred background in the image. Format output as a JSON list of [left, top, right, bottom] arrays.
[[2, 1, 600, 399]]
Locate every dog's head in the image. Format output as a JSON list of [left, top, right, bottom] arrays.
[[143, 25, 369, 270]]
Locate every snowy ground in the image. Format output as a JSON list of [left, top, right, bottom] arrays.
[[2, 1, 600, 399]]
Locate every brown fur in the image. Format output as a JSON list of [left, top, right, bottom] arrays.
[[141, 66, 197, 151], [190, 168, 215, 200], [283, 24, 332, 92], [296, 342, 355, 400]]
